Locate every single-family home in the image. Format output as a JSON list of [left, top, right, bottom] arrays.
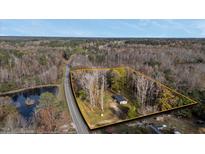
[[112, 95, 128, 105]]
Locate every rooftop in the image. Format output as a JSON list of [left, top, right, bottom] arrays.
[[112, 95, 126, 102]]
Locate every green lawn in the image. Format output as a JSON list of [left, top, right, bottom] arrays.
[[76, 91, 127, 129]]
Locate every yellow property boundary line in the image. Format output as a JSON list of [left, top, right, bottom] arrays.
[[0, 84, 60, 96], [70, 66, 198, 130]]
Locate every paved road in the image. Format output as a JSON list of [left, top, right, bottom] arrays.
[[64, 65, 89, 134]]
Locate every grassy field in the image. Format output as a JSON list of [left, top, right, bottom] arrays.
[[77, 91, 121, 129]]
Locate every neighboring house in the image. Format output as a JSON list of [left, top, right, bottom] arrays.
[[112, 95, 128, 105]]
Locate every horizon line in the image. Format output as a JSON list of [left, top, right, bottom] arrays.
[[1, 35, 205, 40]]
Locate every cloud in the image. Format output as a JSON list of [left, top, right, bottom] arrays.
[[0, 19, 205, 37]]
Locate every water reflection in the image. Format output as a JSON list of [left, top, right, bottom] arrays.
[[11, 87, 58, 121]]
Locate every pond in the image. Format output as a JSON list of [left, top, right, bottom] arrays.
[[8, 86, 58, 121]]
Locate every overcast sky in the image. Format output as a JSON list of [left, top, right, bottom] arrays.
[[0, 19, 205, 37]]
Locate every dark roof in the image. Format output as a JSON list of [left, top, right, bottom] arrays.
[[112, 95, 126, 102]]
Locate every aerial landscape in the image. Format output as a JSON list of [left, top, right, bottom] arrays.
[[71, 66, 196, 129], [0, 20, 205, 134], [1, 0, 205, 152]]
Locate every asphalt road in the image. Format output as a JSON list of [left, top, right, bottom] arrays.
[[64, 65, 89, 134]]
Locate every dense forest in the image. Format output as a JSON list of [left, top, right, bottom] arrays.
[[69, 39, 205, 122], [0, 39, 86, 93]]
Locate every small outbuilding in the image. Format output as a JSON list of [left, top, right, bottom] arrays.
[[112, 95, 128, 105]]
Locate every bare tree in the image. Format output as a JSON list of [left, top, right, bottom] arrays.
[[100, 76, 105, 112]]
